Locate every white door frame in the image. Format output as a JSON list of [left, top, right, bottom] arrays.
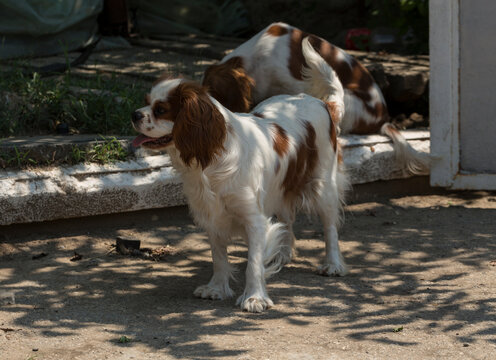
[[429, 0, 496, 190]]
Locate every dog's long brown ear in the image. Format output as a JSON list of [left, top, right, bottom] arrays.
[[202, 56, 254, 113], [171, 82, 226, 169]]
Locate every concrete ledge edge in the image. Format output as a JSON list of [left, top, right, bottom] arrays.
[[0, 130, 430, 226]]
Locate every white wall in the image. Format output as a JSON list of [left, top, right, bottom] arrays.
[[430, 0, 496, 189], [459, 0, 496, 173]]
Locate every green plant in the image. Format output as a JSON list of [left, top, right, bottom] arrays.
[[0, 65, 147, 138], [86, 136, 128, 164], [0, 146, 37, 168], [118, 335, 131, 343], [366, 0, 429, 54], [13, 146, 37, 167], [0, 69, 67, 136], [70, 146, 86, 164]]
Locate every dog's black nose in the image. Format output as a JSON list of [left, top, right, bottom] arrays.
[[132, 111, 144, 123]]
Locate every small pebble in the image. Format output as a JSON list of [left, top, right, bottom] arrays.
[[0, 291, 15, 305]]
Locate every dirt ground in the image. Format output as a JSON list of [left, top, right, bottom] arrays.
[[1, 178, 495, 360]]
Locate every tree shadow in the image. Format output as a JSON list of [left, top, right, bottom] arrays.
[[1, 191, 496, 357]]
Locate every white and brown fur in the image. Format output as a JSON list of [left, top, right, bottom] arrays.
[[132, 78, 348, 312], [203, 22, 430, 174]]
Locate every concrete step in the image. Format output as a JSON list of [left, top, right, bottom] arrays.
[[0, 130, 430, 226]]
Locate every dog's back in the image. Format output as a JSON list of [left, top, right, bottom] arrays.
[[247, 94, 347, 220], [206, 22, 387, 134], [205, 23, 429, 175]]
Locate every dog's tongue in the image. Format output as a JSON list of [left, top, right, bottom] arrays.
[[132, 134, 155, 147]]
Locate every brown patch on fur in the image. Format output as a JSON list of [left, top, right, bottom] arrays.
[[351, 103, 389, 134], [253, 112, 265, 118], [282, 121, 318, 200], [337, 142, 343, 165], [152, 100, 173, 120], [271, 123, 289, 157], [202, 56, 255, 113], [168, 82, 226, 169], [288, 28, 307, 81], [306, 35, 389, 122], [306, 36, 374, 97], [352, 118, 380, 134], [384, 123, 401, 135], [145, 93, 151, 105], [267, 24, 289, 37], [324, 102, 339, 152], [288, 30, 388, 124]]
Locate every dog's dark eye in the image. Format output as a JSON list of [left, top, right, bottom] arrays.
[[154, 106, 167, 116]]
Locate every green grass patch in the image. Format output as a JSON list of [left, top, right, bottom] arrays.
[[82, 136, 129, 165], [0, 65, 147, 138], [392, 326, 404, 333], [0, 146, 37, 168], [0, 136, 131, 169], [118, 335, 131, 343]]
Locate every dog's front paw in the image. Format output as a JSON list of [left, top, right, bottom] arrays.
[[194, 284, 234, 300], [236, 294, 274, 312], [318, 262, 349, 277]]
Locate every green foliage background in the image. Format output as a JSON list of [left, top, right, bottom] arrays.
[[366, 0, 429, 53]]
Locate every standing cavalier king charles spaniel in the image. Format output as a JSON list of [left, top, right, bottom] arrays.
[[203, 22, 430, 174], [132, 77, 348, 312]]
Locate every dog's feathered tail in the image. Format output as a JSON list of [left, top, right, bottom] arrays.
[[301, 36, 345, 127], [263, 221, 288, 279], [300, 36, 429, 175], [380, 123, 431, 174]]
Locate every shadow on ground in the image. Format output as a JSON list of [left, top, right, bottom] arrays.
[[1, 185, 496, 358]]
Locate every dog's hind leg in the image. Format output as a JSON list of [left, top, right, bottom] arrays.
[[316, 219, 348, 276], [275, 210, 297, 264], [316, 185, 348, 276], [194, 234, 235, 300]]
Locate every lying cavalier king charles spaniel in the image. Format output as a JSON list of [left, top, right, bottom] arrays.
[[132, 77, 348, 312], [203, 22, 430, 174]]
